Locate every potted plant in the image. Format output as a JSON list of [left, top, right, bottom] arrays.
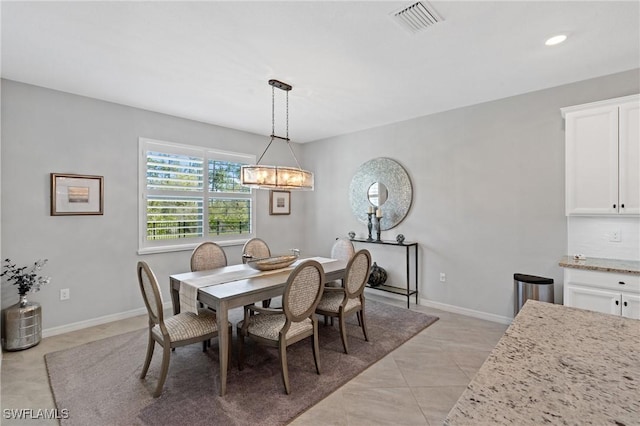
[[2, 259, 50, 302], [1, 258, 50, 350]]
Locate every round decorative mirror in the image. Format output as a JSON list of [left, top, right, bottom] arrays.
[[367, 182, 388, 207], [349, 158, 412, 230]]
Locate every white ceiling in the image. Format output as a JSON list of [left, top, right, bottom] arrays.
[[2, 1, 639, 143]]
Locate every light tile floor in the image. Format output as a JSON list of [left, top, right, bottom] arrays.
[[1, 295, 508, 425]]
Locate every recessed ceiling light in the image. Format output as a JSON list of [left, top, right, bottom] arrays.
[[545, 34, 567, 46]]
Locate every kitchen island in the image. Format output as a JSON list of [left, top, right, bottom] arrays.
[[445, 300, 640, 425]]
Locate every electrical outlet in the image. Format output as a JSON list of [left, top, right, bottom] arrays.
[[60, 288, 70, 301], [440, 272, 446, 282], [610, 229, 621, 242]]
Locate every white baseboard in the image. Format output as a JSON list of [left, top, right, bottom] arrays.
[[364, 288, 512, 325], [418, 298, 513, 325], [41, 302, 172, 338]]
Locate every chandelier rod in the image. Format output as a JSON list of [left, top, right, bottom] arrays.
[[255, 80, 304, 170]]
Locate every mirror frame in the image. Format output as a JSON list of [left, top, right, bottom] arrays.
[[349, 157, 412, 230]]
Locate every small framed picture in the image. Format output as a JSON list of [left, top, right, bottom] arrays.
[[51, 173, 104, 216], [269, 190, 290, 215]]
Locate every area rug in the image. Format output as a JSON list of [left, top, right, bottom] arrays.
[[45, 300, 438, 426]]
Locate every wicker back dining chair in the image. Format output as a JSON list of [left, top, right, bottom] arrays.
[[315, 249, 371, 354], [237, 260, 325, 394], [326, 238, 355, 288], [137, 261, 231, 398], [332, 238, 356, 261], [190, 241, 227, 272], [241, 238, 271, 263], [242, 237, 276, 308]]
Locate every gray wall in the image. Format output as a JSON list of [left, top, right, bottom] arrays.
[[2, 69, 639, 331], [301, 69, 640, 322], [1, 80, 308, 331]]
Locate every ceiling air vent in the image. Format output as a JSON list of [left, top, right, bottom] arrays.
[[391, 1, 443, 34]]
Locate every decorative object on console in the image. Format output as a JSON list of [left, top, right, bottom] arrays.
[[1, 259, 50, 351], [396, 234, 405, 244], [349, 157, 412, 230], [368, 262, 387, 287], [348, 231, 356, 240], [375, 209, 382, 242], [366, 212, 374, 241], [240, 79, 314, 191]]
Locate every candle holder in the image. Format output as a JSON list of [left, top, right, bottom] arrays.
[[366, 213, 374, 241], [375, 215, 382, 242]]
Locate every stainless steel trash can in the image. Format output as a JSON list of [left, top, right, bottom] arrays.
[[514, 273, 554, 316]]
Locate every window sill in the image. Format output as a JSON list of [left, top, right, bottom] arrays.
[[137, 238, 248, 255]]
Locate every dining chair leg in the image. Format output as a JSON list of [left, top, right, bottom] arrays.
[[227, 325, 233, 370], [153, 344, 172, 398], [140, 333, 155, 379], [279, 340, 290, 395], [360, 308, 369, 342], [339, 312, 349, 354], [312, 327, 321, 375], [237, 333, 245, 371]]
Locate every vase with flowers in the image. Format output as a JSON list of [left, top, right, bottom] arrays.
[[1, 258, 50, 351]]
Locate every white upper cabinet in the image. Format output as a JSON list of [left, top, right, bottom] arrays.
[[562, 95, 640, 216], [619, 101, 640, 215]]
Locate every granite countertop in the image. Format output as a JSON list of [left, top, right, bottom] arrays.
[[445, 300, 640, 425], [559, 255, 640, 275]]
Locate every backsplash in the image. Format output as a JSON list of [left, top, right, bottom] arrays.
[[568, 216, 640, 260]]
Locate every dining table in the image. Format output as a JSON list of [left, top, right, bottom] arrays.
[[169, 256, 348, 396]]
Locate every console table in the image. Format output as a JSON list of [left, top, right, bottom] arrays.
[[350, 238, 418, 308]]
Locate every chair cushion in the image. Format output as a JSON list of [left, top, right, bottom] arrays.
[[152, 309, 221, 343], [240, 314, 313, 341], [316, 291, 361, 314]]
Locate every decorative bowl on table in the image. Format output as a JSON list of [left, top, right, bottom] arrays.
[[246, 254, 299, 271]]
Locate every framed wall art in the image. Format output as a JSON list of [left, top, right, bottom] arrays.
[[51, 173, 104, 216], [269, 190, 290, 215]]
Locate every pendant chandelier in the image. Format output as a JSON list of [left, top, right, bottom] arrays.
[[240, 79, 314, 191]]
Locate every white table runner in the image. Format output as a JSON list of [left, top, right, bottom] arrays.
[[179, 257, 334, 314]]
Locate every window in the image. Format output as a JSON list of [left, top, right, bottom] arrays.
[[139, 138, 255, 254]]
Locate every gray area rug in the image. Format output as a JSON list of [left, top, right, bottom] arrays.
[[45, 300, 438, 426]]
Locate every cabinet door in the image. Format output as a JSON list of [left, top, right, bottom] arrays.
[[565, 106, 619, 215], [619, 101, 640, 215], [565, 284, 620, 315], [621, 293, 640, 319]]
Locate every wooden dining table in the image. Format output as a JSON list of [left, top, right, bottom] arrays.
[[169, 257, 348, 396]]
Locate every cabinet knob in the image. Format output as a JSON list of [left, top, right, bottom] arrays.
[[619, 281, 626, 285], [615, 300, 619, 305], [621, 204, 625, 209], [613, 204, 617, 209], [623, 301, 628, 307]]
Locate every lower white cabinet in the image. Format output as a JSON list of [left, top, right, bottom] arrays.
[[565, 285, 640, 318], [563, 269, 640, 319]]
